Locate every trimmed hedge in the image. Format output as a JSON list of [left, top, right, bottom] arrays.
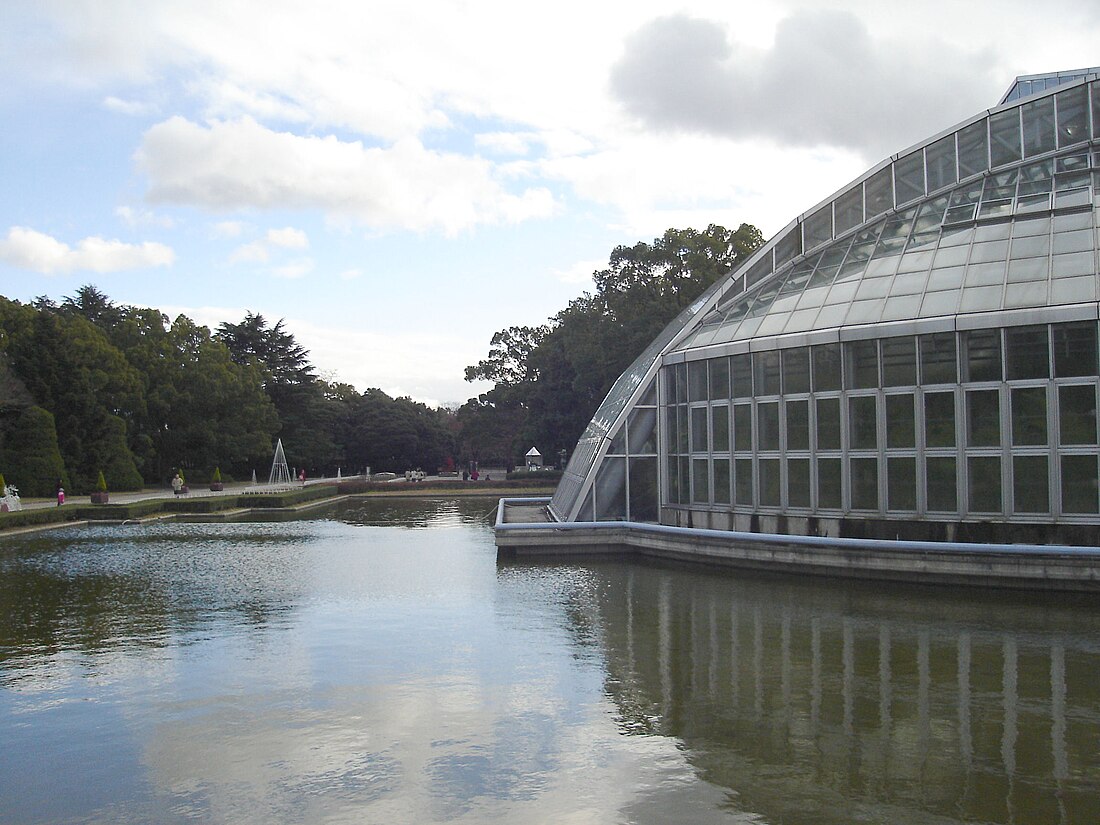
[[0, 506, 82, 530], [505, 469, 562, 482]]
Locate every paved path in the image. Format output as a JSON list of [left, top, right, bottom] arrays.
[[14, 477, 365, 511]]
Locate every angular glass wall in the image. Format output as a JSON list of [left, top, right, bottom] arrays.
[[663, 323, 1100, 521]]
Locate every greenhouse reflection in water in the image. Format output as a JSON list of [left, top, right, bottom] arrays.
[[0, 498, 1097, 824]]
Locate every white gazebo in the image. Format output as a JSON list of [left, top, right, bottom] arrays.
[[525, 447, 543, 471]]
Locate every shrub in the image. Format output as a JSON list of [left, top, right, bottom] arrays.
[[0, 406, 68, 496]]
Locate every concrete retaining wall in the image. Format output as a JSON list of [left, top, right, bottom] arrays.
[[495, 498, 1100, 592]]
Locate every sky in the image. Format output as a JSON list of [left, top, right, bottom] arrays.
[[0, 1, 1097, 407]]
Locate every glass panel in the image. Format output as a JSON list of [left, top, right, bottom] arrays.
[[1093, 81, 1100, 140], [887, 457, 917, 511], [989, 108, 1022, 167], [1061, 454, 1099, 513], [845, 340, 879, 389], [782, 347, 810, 394], [817, 457, 842, 509], [594, 456, 627, 520], [677, 406, 689, 453], [675, 364, 687, 405], [1005, 325, 1050, 380], [927, 456, 958, 512], [925, 391, 956, 448], [788, 458, 811, 508], [1013, 455, 1049, 513], [691, 406, 708, 452], [881, 337, 917, 386], [1053, 322, 1099, 377], [1057, 84, 1089, 148], [666, 444, 682, 504], [885, 394, 915, 448], [774, 229, 802, 268], [786, 399, 809, 451], [816, 397, 841, 451], [1059, 384, 1098, 444], [920, 333, 958, 384], [805, 205, 833, 250], [964, 329, 1002, 382], [1011, 386, 1047, 446], [759, 458, 780, 507], [665, 406, 679, 455], [734, 458, 753, 505], [894, 150, 925, 204], [754, 351, 781, 396], [849, 395, 878, 450], [966, 389, 1001, 447], [926, 134, 957, 191], [692, 458, 709, 504], [639, 380, 658, 406], [865, 166, 894, 218], [834, 186, 863, 234], [713, 458, 731, 506], [628, 457, 659, 521], [1021, 96, 1056, 157], [628, 407, 658, 454], [957, 119, 988, 178], [812, 343, 842, 392], [758, 402, 780, 451], [688, 360, 708, 402], [731, 354, 753, 399], [712, 405, 729, 453], [968, 456, 1002, 513], [850, 457, 879, 510], [733, 404, 753, 452], [709, 357, 730, 401], [610, 426, 627, 455]]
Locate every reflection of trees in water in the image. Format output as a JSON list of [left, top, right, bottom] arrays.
[[333, 496, 499, 529], [0, 524, 312, 664], [576, 562, 1100, 825]]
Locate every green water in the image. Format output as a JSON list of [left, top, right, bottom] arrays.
[[1, 497, 1097, 823]]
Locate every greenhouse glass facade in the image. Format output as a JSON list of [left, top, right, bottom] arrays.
[[550, 69, 1100, 543]]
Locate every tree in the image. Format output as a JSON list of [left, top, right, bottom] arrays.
[[465, 224, 764, 459], [0, 406, 68, 497]]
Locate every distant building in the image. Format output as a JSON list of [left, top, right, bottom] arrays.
[[525, 448, 543, 471], [550, 69, 1100, 545]]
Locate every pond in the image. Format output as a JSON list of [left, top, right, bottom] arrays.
[[1, 497, 1098, 823]]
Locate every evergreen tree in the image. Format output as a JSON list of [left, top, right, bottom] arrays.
[[0, 406, 68, 497]]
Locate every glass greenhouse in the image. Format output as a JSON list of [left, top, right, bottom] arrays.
[[550, 69, 1100, 544]]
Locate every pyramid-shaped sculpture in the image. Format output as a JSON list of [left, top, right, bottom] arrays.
[[268, 438, 292, 486]]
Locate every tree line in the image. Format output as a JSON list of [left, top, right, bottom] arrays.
[[0, 288, 454, 495], [463, 224, 763, 465], [0, 223, 761, 496]]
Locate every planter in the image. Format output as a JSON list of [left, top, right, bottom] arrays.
[[209, 482, 224, 492], [90, 491, 109, 504]]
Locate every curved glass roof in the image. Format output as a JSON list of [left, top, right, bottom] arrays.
[[552, 71, 1100, 522], [672, 79, 1100, 356]]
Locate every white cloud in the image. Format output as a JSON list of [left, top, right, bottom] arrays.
[[475, 131, 537, 157], [103, 95, 158, 117], [273, 258, 314, 279], [338, 268, 362, 281], [116, 205, 174, 228], [229, 226, 310, 267], [229, 240, 270, 263], [266, 227, 308, 249], [211, 220, 246, 238], [137, 116, 558, 235], [0, 227, 174, 275]]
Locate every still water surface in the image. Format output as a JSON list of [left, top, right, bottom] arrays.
[[1, 497, 1098, 823]]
